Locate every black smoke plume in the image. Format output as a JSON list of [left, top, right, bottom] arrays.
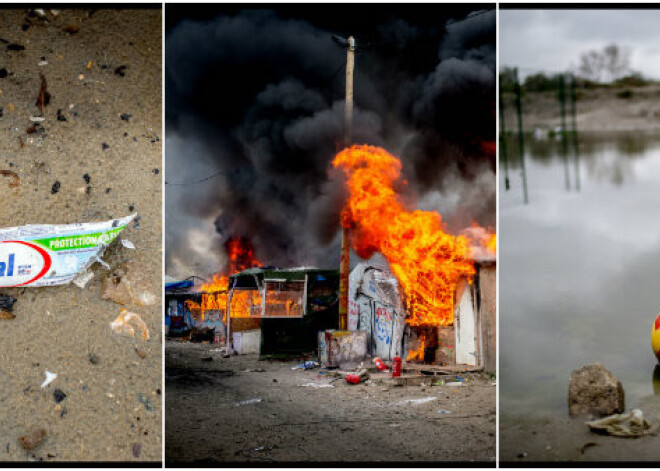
[[166, 6, 495, 278]]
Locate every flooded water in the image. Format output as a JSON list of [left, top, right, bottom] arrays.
[[500, 132, 660, 420]]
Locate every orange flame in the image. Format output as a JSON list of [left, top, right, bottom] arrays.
[[200, 237, 262, 320], [487, 234, 496, 254], [332, 145, 475, 327], [406, 337, 426, 362]]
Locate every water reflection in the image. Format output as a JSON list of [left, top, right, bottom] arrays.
[[500, 132, 660, 419], [501, 132, 660, 195], [653, 365, 660, 396]]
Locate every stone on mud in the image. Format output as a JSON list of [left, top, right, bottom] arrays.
[[568, 363, 625, 416]]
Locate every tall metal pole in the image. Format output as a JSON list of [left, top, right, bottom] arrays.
[[514, 68, 529, 204], [338, 36, 355, 331]]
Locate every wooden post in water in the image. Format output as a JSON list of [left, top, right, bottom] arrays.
[[513, 68, 528, 204], [558, 74, 571, 191], [569, 73, 580, 192], [499, 75, 510, 191]]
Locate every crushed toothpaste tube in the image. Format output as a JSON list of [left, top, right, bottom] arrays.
[[0, 214, 136, 288]]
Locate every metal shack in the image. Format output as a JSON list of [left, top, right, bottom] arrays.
[[226, 267, 339, 356], [454, 259, 496, 372], [347, 259, 497, 373], [347, 262, 406, 361]]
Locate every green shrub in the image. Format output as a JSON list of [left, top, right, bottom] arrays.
[[616, 89, 633, 99]]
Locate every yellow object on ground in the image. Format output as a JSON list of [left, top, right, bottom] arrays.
[[652, 312, 660, 362]]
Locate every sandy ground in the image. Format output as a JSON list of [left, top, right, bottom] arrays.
[[0, 9, 162, 462], [164, 341, 496, 464], [502, 85, 660, 133], [500, 395, 660, 464]]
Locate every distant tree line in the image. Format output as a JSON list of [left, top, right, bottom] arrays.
[[500, 44, 652, 94]]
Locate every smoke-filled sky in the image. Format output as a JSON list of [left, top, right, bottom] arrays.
[[165, 4, 495, 279], [500, 9, 660, 80]]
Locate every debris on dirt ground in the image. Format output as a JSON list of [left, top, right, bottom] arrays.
[[373, 357, 389, 371], [88, 352, 100, 365], [135, 347, 147, 359], [132, 443, 142, 458], [209, 347, 232, 358], [7, 43, 25, 51], [300, 382, 334, 389], [121, 239, 135, 249], [445, 382, 464, 387], [0, 294, 17, 311], [291, 360, 319, 370], [235, 398, 263, 406], [120, 113, 132, 122], [345, 368, 370, 384], [36, 73, 49, 113], [53, 389, 66, 403], [1, 169, 20, 188], [114, 65, 127, 77], [18, 428, 46, 450], [56, 108, 66, 121], [100, 262, 157, 307], [73, 270, 94, 289], [137, 393, 155, 412], [401, 396, 437, 406], [437, 409, 452, 414], [110, 309, 150, 341], [569, 363, 625, 416], [1, 294, 17, 318], [62, 25, 79, 34], [586, 409, 659, 437], [92, 254, 111, 270], [580, 442, 599, 454], [51, 181, 60, 194], [40, 371, 56, 388]]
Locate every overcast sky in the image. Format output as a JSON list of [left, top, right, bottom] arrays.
[[500, 9, 660, 79]]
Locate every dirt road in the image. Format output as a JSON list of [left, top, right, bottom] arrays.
[[165, 341, 495, 464]]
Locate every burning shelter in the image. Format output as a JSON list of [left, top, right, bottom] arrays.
[[345, 255, 496, 372], [222, 267, 340, 355]]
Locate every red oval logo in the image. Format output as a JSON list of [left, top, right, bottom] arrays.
[[0, 241, 52, 287]]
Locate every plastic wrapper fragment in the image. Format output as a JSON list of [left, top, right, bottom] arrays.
[[0, 214, 136, 288]]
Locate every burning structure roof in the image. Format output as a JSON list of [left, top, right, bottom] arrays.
[[229, 266, 339, 286]]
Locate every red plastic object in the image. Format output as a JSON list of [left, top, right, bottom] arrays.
[[373, 357, 388, 372], [392, 356, 402, 377], [345, 374, 361, 384]]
